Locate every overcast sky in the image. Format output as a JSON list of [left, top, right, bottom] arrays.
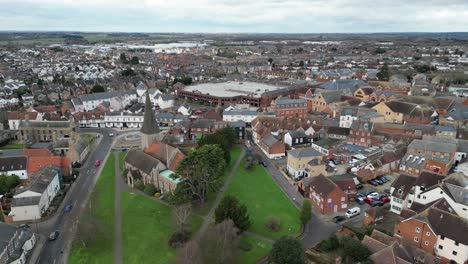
[[0, 0, 467, 33]]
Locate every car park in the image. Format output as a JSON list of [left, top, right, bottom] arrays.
[[384, 188, 391, 195], [345, 207, 361, 218], [374, 178, 384, 185], [49, 231, 60, 241], [380, 196, 390, 203], [367, 192, 379, 199], [332, 216, 346, 223], [376, 176, 387, 183], [364, 197, 373, 204]]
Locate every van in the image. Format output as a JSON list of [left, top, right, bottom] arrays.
[[345, 207, 361, 218]]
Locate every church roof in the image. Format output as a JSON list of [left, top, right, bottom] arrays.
[[140, 90, 160, 134]]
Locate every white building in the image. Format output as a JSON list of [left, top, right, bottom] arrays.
[[0, 156, 28, 180], [104, 112, 144, 129], [74, 90, 138, 111], [0, 222, 37, 264], [9, 166, 60, 222]]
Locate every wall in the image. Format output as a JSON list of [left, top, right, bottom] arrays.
[[372, 103, 403, 123], [435, 236, 468, 264], [394, 218, 436, 254], [10, 205, 40, 222]]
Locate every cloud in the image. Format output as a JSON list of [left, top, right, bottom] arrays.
[[0, 0, 467, 32]]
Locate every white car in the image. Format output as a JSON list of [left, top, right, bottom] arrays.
[[345, 207, 361, 218], [108, 133, 114, 137], [367, 192, 379, 199]]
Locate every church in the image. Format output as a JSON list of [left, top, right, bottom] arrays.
[[124, 91, 185, 194]]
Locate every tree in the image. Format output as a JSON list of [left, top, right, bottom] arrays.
[[268, 58, 273, 64], [130, 56, 139, 65], [143, 184, 157, 196], [37, 79, 44, 86], [176, 239, 201, 264], [375, 47, 386, 54], [340, 235, 371, 262], [200, 220, 240, 264], [175, 144, 226, 204], [269, 236, 305, 264], [120, 53, 127, 63], [376, 63, 390, 81], [214, 195, 251, 232], [265, 216, 281, 232], [121, 67, 136, 77], [173, 204, 192, 232], [299, 60, 304, 67], [91, 84, 105, 93], [0, 175, 21, 194], [300, 200, 312, 226], [198, 127, 237, 163]]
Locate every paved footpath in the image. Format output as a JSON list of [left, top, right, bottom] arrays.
[[114, 152, 123, 264]]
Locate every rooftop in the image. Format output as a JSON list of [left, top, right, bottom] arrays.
[[183, 81, 284, 98]]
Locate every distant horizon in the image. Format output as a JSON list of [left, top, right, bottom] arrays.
[[0, 0, 467, 33]]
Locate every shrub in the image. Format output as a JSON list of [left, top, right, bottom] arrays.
[[340, 235, 370, 262], [134, 181, 145, 191], [144, 184, 157, 196], [154, 192, 161, 197], [265, 216, 281, 232], [320, 235, 339, 252], [168, 229, 190, 249], [239, 240, 253, 252]]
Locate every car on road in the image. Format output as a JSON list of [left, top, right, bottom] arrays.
[[370, 200, 384, 207], [332, 216, 346, 223], [367, 192, 380, 199], [109, 133, 114, 137], [95, 160, 101, 167], [273, 156, 283, 160], [260, 161, 267, 167], [64, 204, 73, 212], [345, 207, 361, 218], [49, 231, 60, 241]]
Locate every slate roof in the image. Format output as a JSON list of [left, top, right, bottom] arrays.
[[327, 126, 350, 136], [11, 196, 41, 206], [408, 139, 457, 154], [391, 174, 417, 199], [425, 208, 468, 244], [0, 222, 17, 253], [0, 156, 27, 172], [384, 101, 433, 117], [124, 149, 166, 175], [140, 91, 160, 134], [305, 174, 338, 197], [262, 134, 279, 147], [288, 148, 322, 158], [287, 128, 307, 138], [79, 90, 136, 103], [19, 120, 72, 129]]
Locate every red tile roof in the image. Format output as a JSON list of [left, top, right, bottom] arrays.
[[27, 156, 71, 176]]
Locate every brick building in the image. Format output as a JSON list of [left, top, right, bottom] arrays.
[[299, 174, 348, 214], [274, 97, 307, 118]]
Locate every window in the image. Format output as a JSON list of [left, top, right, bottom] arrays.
[[438, 245, 443, 250], [455, 241, 459, 246], [453, 251, 457, 256], [341, 197, 345, 202], [440, 236, 445, 240], [327, 198, 332, 203], [424, 241, 429, 246], [426, 232, 431, 237], [415, 227, 421, 233], [414, 237, 419, 242], [417, 194, 421, 199]]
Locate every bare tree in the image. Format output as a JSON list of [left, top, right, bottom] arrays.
[[201, 219, 240, 264], [175, 239, 201, 264], [173, 204, 192, 232]]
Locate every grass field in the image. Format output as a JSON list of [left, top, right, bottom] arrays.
[[69, 154, 116, 264], [121, 192, 202, 264], [118, 151, 127, 172], [194, 146, 242, 216], [0, 144, 23, 149], [225, 161, 301, 239], [238, 234, 272, 264]]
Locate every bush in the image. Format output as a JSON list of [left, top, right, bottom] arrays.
[[320, 235, 339, 252], [154, 192, 161, 197], [134, 181, 145, 191], [340, 235, 370, 262], [144, 184, 157, 196], [239, 240, 253, 252], [168, 229, 190, 249], [265, 216, 281, 232]]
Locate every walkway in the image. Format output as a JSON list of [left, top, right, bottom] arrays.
[[113, 152, 123, 264], [194, 146, 246, 240]]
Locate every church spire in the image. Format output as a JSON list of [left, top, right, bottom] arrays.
[[141, 90, 160, 135]]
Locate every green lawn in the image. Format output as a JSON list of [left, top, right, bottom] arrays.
[[238, 234, 272, 264], [69, 154, 116, 264], [0, 144, 23, 149], [121, 191, 202, 264], [118, 151, 127, 172], [225, 161, 301, 239], [194, 146, 242, 216]]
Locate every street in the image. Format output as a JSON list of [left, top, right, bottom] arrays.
[[34, 128, 115, 264]]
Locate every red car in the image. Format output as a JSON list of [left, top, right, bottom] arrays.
[[380, 196, 390, 203], [364, 197, 373, 204], [95, 160, 101, 167]]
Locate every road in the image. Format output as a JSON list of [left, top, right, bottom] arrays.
[[34, 128, 116, 264]]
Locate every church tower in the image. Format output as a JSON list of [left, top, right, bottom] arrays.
[[141, 90, 160, 149]]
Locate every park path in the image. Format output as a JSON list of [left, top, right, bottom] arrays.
[[113, 152, 123, 264], [194, 146, 246, 240]]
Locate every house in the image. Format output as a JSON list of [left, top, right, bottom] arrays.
[[339, 106, 374, 128], [9, 166, 61, 222], [364, 206, 386, 225], [0, 156, 28, 180], [394, 207, 468, 264], [228, 121, 246, 140], [305, 90, 343, 115], [283, 128, 310, 147], [274, 97, 307, 118], [223, 105, 260, 123], [299, 174, 348, 214], [348, 120, 377, 147], [0, 222, 37, 264], [399, 137, 458, 176], [329, 174, 358, 198], [258, 134, 286, 159], [390, 174, 418, 215], [372, 100, 434, 124], [311, 138, 344, 158], [435, 125, 457, 139], [66, 138, 90, 164], [7, 111, 40, 130], [286, 147, 323, 178], [354, 87, 378, 102]]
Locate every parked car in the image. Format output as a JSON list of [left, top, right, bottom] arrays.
[[362, 190, 373, 196], [332, 216, 346, 223], [367, 180, 378, 186], [64, 204, 73, 212], [364, 197, 373, 204], [380, 196, 390, 203], [374, 179, 384, 185], [273, 156, 283, 160], [49, 231, 60, 241], [367, 192, 379, 199], [355, 183, 363, 190], [345, 207, 361, 218], [19, 224, 29, 229], [261, 161, 267, 167], [376, 176, 387, 183], [109, 133, 114, 137], [371, 200, 384, 207], [294, 175, 305, 182], [355, 197, 365, 205]]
